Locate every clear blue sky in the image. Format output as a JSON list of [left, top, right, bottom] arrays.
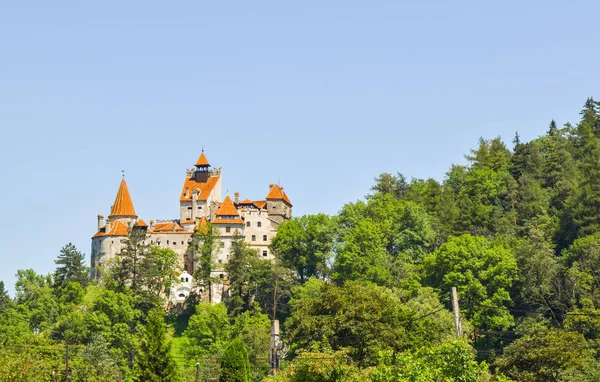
[[0, 1, 597, 293]]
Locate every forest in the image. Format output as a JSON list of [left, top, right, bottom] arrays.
[[4, 99, 600, 381]]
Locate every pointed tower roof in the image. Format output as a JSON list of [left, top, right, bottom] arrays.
[[195, 151, 210, 167], [266, 184, 292, 206], [109, 179, 137, 218], [216, 195, 239, 216]]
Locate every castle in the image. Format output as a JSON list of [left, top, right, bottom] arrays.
[[91, 151, 292, 302]]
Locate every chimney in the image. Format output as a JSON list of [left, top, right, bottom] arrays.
[[234, 192, 240, 203], [150, 220, 154, 230], [97, 214, 104, 230], [105, 219, 111, 233]]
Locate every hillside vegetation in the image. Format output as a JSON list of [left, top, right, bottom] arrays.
[[4, 99, 600, 381]]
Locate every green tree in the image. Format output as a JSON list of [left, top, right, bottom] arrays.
[[184, 302, 231, 365], [370, 340, 493, 382], [78, 334, 121, 381], [226, 231, 260, 315], [270, 214, 334, 282], [142, 246, 178, 298], [333, 218, 393, 286], [231, 307, 271, 380], [497, 329, 595, 382], [135, 308, 179, 381], [266, 350, 365, 382], [53, 243, 89, 291], [110, 227, 151, 293], [14, 269, 58, 333], [369, 172, 407, 199], [285, 279, 451, 365], [423, 234, 518, 329], [190, 220, 220, 299], [219, 337, 251, 382]]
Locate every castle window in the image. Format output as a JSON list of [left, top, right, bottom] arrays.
[[221, 242, 225, 248], [263, 235, 268, 241], [226, 226, 231, 233], [173, 241, 177, 246], [263, 250, 268, 257], [257, 221, 262, 228], [181, 277, 184, 282], [219, 274, 224, 279], [252, 235, 256, 241], [186, 277, 189, 282], [167, 240, 169, 245], [181, 241, 184, 245], [179, 293, 185, 298], [246, 221, 251, 227]]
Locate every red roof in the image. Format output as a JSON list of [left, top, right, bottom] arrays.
[[194, 152, 210, 167], [151, 222, 184, 232], [180, 175, 220, 202], [216, 195, 240, 216], [109, 179, 137, 218], [92, 220, 130, 238], [266, 184, 292, 206]]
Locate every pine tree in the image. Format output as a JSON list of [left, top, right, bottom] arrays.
[[219, 337, 251, 382], [112, 227, 150, 292], [53, 243, 89, 290], [135, 308, 179, 382]]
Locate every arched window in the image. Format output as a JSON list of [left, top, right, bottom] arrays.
[[257, 221, 262, 228]]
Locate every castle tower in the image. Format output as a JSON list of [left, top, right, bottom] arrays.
[[266, 184, 292, 225], [194, 150, 211, 183], [108, 178, 138, 227], [180, 151, 223, 222]]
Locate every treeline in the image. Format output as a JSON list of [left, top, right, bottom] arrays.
[[4, 99, 600, 381]]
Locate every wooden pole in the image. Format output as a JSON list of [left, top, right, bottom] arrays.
[[451, 287, 463, 337], [195, 362, 200, 382], [269, 320, 280, 375]]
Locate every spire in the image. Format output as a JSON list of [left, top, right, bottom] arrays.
[[266, 184, 293, 206], [216, 195, 239, 216], [109, 178, 137, 218], [194, 151, 210, 167]]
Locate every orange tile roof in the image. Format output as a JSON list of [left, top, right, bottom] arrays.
[[92, 220, 130, 238], [194, 152, 210, 167], [151, 222, 184, 232], [239, 199, 253, 205], [253, 200, 267, 209], [180, 175, 220, 202], [181, 219, 195, 225], [266, 184, 292, 206], [213, 217, 244, 225], [216, 195, 240, 216], [109, 179, 137, 218], [136, 219, 148, 227]]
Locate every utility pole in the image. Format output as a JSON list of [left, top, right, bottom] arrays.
[[269, 320, 280, 375], [451, 287, 463, 337], [195, 362, 200, 382], [65, 345, 69, 381]]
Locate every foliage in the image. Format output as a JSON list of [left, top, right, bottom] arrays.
[[496, 329, 595, 382], [53, 243, 89, 291], [220, 337, 251, 382], [135, 308, 179, 381], [423, 234, 518, 329], [270, 214, 335, 282]]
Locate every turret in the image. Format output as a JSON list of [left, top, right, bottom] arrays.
[[108, 177, 138, 226], [194, 150, 211, 183]]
